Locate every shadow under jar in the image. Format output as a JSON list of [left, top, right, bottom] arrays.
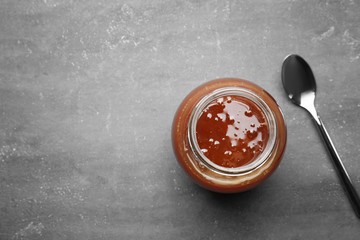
[[172, 78, 287, 193]]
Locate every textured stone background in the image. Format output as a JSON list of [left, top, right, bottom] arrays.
[[1, 0, 360, 239]]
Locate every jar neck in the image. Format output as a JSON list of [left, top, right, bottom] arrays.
[[188, 87, 278, 174]]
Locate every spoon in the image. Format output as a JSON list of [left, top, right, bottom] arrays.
[[281, 54, 360, 218]]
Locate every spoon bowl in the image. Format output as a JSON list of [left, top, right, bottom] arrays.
[[282, 54, 317, 107]]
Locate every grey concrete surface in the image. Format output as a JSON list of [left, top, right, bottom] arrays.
[[1, 0, 360, 239]]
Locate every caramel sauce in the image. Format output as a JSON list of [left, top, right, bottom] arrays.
[[196, 96, 269, 168]]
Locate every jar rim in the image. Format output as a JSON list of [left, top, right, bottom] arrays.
[[188, 87, 278, 175]]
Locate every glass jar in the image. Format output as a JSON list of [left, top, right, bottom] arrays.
[[172, 78, 287, 193]]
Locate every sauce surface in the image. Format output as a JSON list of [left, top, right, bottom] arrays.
[[196, 95, 269, 168]]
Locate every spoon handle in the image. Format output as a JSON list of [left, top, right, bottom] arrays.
[[314, 116, 360, 218]]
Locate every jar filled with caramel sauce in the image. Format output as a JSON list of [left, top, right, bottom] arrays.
[[172, 78, 287, 193]]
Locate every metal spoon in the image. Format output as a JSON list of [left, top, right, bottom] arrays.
[[281, 54, 360, 218]]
